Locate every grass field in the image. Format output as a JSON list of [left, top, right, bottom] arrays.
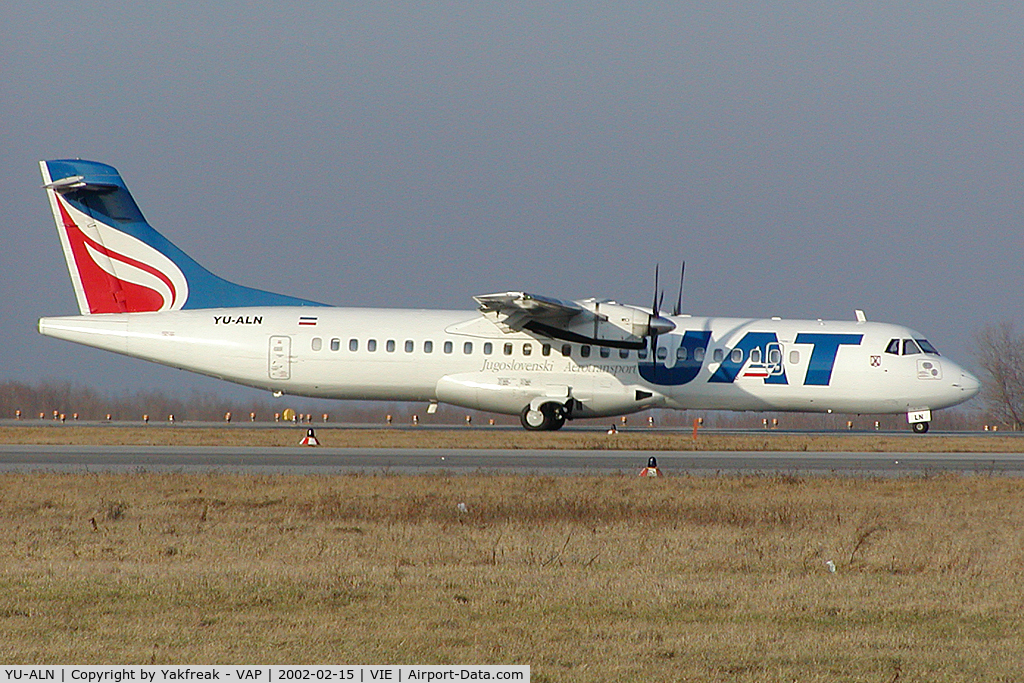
[[2, 425, 1024, 452], [1, 472, 1023, 680]]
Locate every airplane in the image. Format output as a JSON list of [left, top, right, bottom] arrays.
[[37, 159, 980, 433]]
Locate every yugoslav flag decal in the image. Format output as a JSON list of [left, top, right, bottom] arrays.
[[55, 196, 189, 313]]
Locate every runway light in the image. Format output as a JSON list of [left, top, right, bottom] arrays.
[[639, 456, 662, 477]]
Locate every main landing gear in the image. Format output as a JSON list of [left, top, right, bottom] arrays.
[[520, 402, 567, 431]]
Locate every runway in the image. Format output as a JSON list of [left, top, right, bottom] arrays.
[[1, 444, 1022, 475]]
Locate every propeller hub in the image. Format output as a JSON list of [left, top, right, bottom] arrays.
[[649, 316, 676, 336]]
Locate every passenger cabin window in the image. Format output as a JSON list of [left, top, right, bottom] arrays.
[[768, 347, 781, 365], [523, 343, 532, 356], [444, 341, 453, 354], [750, 348, 761, 364], [885, 339, 900, 355], [424, 340, 433, 353], [311, 337, 322, 351], [656, 347, 668, 361], [580, 345, 591, 358], [619, 348, 630, 359], [637, 347, 648, 360], [542, 344, 551, 356], [600, 347, 610, 358], [562, 344, 572, 357], [349, 339, 358, 352], [330, 338, 340, 352], [464, 342, 473, 354], [504, 343, 513, 356], [789, 350, 800, 364], [730, 348, 743, 363], [405, 340, 414, 353], [676, 347, 687, 361], [713, 348, 724, 363], [483, 342, 492, 355], [386, 340, 396, 353], [367, 339, 377, 352], [693, 347, 705, 362], [902, 339, 922, 355]]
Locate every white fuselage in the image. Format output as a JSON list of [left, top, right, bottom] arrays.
[[39, 306, 979, 419]]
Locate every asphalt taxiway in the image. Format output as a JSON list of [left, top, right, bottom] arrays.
[[0, 444, 1022, 476]]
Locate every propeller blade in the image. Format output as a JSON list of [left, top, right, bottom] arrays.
[[672, 261, 685, 317], [652, 264, 660, 317], [646, 263, 676, 357]]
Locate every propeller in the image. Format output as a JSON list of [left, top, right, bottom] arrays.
[[648, 264, 675, 356]]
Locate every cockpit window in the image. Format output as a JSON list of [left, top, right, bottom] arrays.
[[885, 339, 900, 355], [902, 339, 922, 355], [916, 339, 940, 355]]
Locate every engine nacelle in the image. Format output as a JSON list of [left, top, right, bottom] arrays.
[[566, 300, 675, 347]]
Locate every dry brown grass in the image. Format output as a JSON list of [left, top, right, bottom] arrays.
[[3, 425, 1024, 452], [1, 473, 1023, 681]]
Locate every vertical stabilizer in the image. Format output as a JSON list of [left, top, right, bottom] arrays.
[[40, 159, 324, 313]]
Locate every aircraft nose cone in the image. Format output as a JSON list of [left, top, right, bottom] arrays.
[[959, 369, 981, 399]]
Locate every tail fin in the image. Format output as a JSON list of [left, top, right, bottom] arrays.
[[40, 159, 324, 314]]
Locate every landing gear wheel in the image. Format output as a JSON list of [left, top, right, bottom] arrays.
[[520, 403, 567, 431], [547, 405, 566, 431], [521, 407, 547, 430], [912, 421, 930, 434]]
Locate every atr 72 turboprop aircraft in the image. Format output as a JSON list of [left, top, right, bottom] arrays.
[[38, 159, 979, 432]]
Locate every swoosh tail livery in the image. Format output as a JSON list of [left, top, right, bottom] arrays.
[[38, 160, 980, 432]]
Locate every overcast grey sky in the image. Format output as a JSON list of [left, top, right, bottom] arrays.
[[3, 2, 1023, 401]]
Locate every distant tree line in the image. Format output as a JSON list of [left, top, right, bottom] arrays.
[[974, 321, 1024, 430], [0, 380, 280, 423], [1, 378, 982, 430]]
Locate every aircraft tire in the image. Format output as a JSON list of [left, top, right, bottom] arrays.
[[520, 403, 567, 431], [912, 421, 930, 434]]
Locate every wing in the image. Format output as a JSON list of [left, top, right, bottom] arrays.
[[473, 292, 591, 320], [473, 291, 673, 349]]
